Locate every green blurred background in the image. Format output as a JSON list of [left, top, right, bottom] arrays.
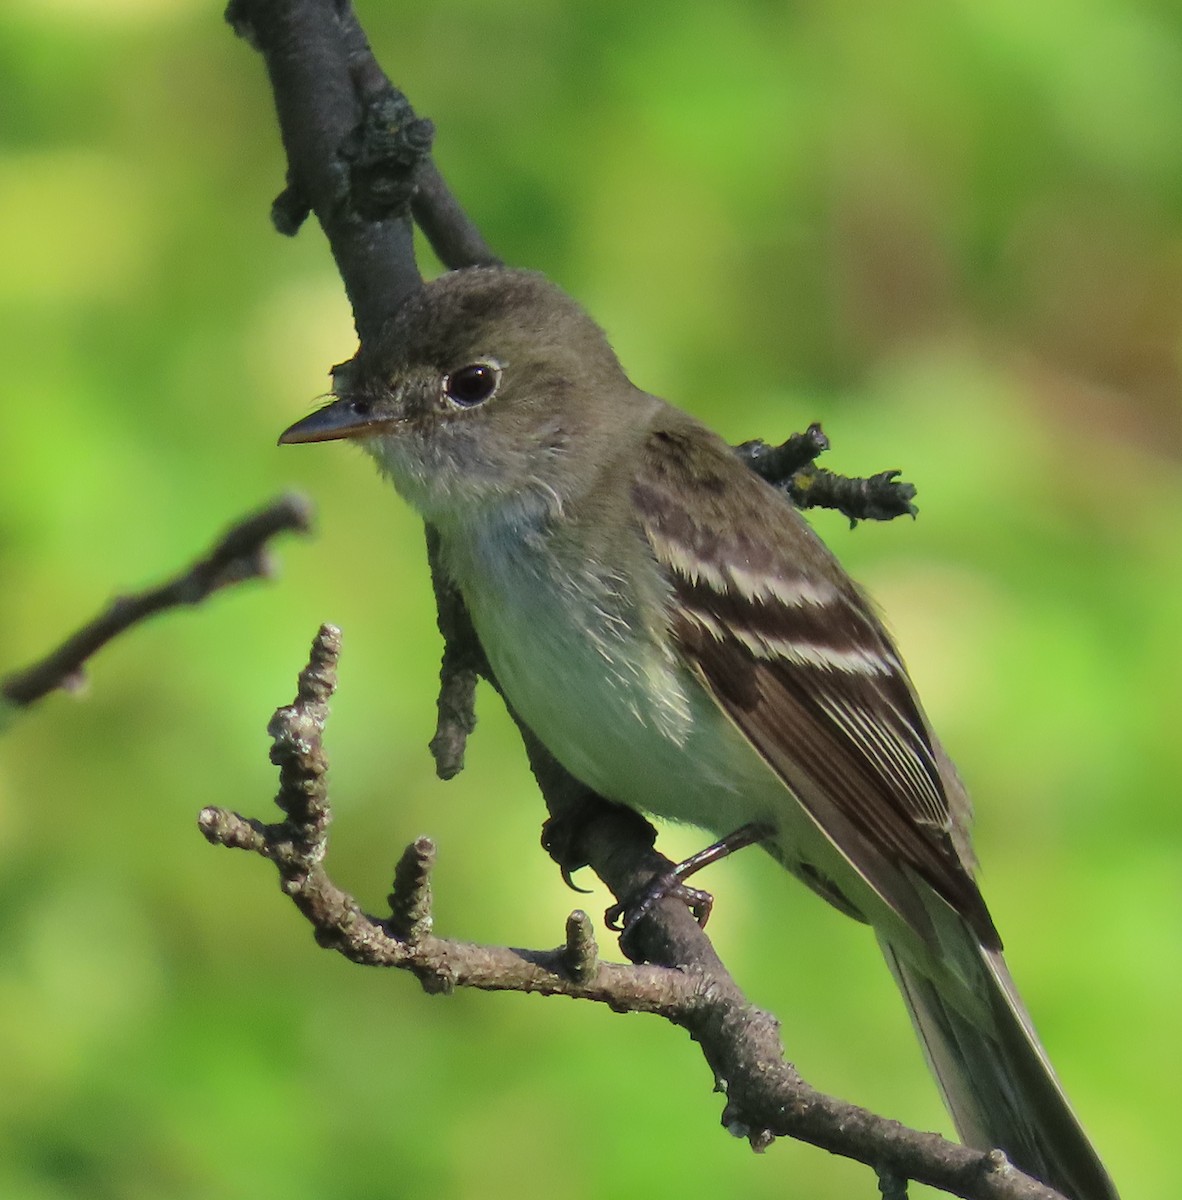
[[2, 1, 1179, 1196]]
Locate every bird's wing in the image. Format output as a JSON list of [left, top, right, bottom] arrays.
[[632, 420, 999, 949]]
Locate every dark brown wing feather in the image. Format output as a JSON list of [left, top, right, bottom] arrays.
[[634, 421, 1000, 950]]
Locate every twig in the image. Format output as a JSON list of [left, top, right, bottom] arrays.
[[333, 4, 500, 270], [1, 493, 313, 709], [789, 465, 918, 526], [200, 626, 1067, 1200], [424, 525, 485, 780], [738, 424, 919, 525]]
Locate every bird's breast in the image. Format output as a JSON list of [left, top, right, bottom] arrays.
[[438, 513, 785, 838]]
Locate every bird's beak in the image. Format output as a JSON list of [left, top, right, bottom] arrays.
[[278, 396, 399, 445]]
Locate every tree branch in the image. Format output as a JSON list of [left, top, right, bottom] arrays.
[[225, 0, 423, 340], [1, 493, 312, 711], [201, 626, 1067, 1200]]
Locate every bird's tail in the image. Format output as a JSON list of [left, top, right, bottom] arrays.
[[879, 929, 1118, 1200]]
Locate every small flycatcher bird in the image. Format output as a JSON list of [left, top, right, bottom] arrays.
[[280, 267, 1118, 1200]]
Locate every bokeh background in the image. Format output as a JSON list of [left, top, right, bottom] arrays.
[[2, 1, 1179, 1197]]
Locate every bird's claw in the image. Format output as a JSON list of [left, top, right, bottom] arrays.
[[604, 871, 715, 933]]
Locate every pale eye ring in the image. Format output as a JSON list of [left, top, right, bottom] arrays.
[[443, 361, 501, 408]]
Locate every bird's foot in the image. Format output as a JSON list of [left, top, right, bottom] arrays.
[[604, 821, 774, 934], [604, 873, 714, 933]]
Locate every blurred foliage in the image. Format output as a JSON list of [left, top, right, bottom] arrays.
[[1, 1, 1179, 1197]]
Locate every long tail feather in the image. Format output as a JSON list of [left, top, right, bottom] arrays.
[[879, 930, 1118, 1200]]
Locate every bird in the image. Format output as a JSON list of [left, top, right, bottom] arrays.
[[279, 265, 1118, 1200]]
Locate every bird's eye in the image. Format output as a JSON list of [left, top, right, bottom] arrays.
[[443, 362, 501, 408]]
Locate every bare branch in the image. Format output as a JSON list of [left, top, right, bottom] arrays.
[[331, 3, 499, 270], [424, 525, 484, 780], [200, 627, 1067, 1200], [225, 0, 423, 340], [411, 161, 502, 270], [738, 424, 919, 525], [1, 493, 312, 710]]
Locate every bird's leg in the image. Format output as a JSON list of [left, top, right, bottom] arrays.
[[604, 822, 774, 933]]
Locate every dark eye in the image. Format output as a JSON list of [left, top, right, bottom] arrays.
[[443, 362, 501, 408]]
